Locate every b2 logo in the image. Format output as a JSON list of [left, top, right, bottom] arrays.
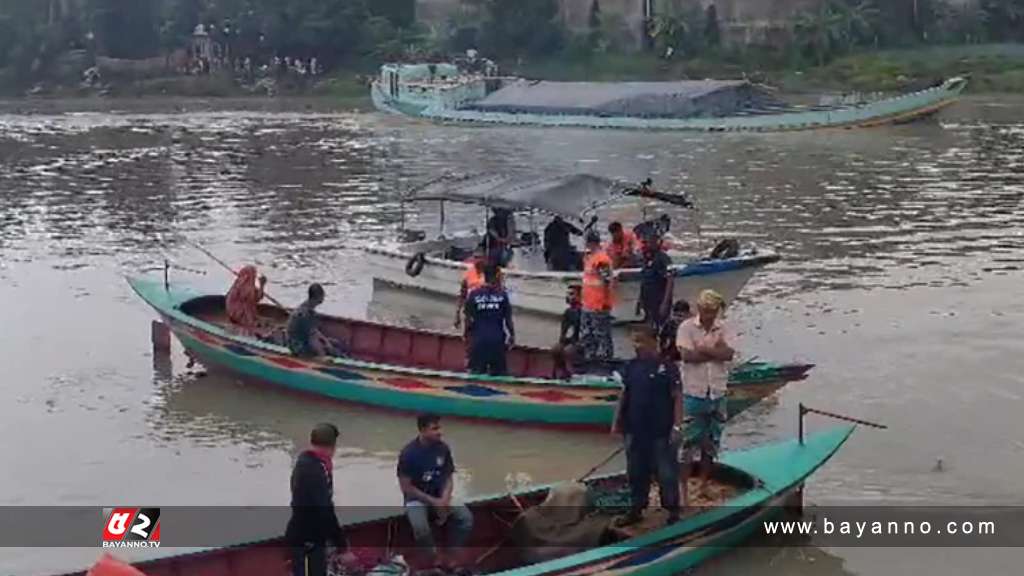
[[102, 508, 161, 548]]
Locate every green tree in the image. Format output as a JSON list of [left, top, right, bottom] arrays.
[[478, 0, 563, 57], [89, 0, 161, 58], [981, 0, 1024, 41]]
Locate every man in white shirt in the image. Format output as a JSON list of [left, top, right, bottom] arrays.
[[676, 289, 735, 498]]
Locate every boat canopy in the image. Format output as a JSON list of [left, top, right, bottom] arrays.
[[405, 172, 693, 222]]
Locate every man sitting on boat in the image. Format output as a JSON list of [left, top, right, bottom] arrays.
[[397, 414, 474, 574], [606, 222, 640, 269], [677, 289, 735, 500], [611, 326, 683, 527], [552, 285, 583, 379], [287, 284, 341, 358], [225, 265, 267, 335], [543, 215, 583, 272], [463, 265, 515, 376], [286, 423, 357, 576]]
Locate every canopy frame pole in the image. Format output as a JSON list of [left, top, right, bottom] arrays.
[[440, 200, 446, 238]]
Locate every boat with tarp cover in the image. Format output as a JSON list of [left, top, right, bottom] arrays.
[[128, 276, 810, 429], [56, 423, 855, 576], [371, 61, 967, 132], [365, 173, 779, 321]]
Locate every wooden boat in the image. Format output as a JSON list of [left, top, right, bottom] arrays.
[[129, 276, 810, 430], [371, 61, 967, 132], [58, 424, 855, 576], [366, 173, 780, 320]]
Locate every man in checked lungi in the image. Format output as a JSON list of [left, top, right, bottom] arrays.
[[676, 289, 736, 503]]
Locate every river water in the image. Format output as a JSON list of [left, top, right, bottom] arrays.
[[1, 97, 1022, 575]]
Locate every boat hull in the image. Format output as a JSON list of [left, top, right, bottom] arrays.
[[128, 277, 802, 430], [364, 246, 777, 320], [52, 426, 856, 576], [372, 77, 968, 132]]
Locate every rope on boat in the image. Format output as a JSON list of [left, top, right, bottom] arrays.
[[799, 403, 887, 445]]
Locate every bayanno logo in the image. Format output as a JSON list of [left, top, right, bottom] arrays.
[[101, 508, 161, 548]]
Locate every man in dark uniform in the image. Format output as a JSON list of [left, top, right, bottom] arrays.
[[637, 237, 674, 330], [286, 423, 356, 576], [543, 215, 583, 271], [463, 265, 515, 376], [611, 326, 684, 527]]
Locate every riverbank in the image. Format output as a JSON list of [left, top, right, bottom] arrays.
[[2, 43, 1020, 111]]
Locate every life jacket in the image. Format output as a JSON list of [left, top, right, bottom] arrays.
[[582, 250, 615, 311], [463, 263, 486, 292], [606, 230, 639, 268]]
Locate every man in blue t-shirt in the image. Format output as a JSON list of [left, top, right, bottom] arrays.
[[611, 326, 684, 527], [397, 414, 474, 572], [463, 265, 515, 376]]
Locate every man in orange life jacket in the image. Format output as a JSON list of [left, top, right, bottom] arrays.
[[454, 248, 488, 330], [580, 230, 615, 363], [607, 222, 640, 269]]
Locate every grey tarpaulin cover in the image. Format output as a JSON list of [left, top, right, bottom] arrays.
[[464, 80, 776, 119], [508, 482, 614, 565]]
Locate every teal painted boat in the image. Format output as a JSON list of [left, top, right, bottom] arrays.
[[57, 424, 855, 576], [128, 276, 810, 430], [371, 61, 967, 132]]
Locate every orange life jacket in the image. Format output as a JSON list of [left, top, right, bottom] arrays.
[[582, 250, 615, 311], [606, 230, 639, 268], [464, 264, 485, 292]]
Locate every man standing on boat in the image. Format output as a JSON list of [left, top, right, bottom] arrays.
[[484, 208, 515, 267], [677, 289, 735, 498], [286, 423, 357, 576], [543, 215, 583, 271], [637, 236, 675, 330], [581, 231, 615, 364], [454, 248, 488, 330], [398, 414, 474, 573], [611, 326, 683, 526], [463, 264, 515, 376], [606, 222, 640, 269]]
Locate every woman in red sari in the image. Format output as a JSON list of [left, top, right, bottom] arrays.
[[225, 265, 267, 331]]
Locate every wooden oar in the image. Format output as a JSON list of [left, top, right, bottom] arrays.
[[576, 445, 626, 484], [186, 240, 290, 311]]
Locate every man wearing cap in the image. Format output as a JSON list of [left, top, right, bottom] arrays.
[[580, 231, 616, 364], [286, 423, 356, 576], [676, 289, 735, 499]]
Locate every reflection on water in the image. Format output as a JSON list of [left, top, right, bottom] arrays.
[[1, 97, 1023, 575]]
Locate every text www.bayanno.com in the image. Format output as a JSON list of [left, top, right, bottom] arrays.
[[763, 518, 997, 539]]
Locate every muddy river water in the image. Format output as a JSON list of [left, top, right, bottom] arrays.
[[0, 96, 1022, 575]]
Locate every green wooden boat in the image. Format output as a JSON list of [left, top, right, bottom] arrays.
[[57, 424, 855, 576], [129, 276, 811, 431], [372, 61, 967, 132]]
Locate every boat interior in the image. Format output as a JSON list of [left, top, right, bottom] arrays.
[[182, 296, 565, 381], [88, 462, 756, 576]]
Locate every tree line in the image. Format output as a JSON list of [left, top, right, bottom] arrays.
[[1, 0, 1022, 83]]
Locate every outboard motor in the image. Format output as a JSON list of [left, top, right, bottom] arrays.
[[709, 238, 740, 260]]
